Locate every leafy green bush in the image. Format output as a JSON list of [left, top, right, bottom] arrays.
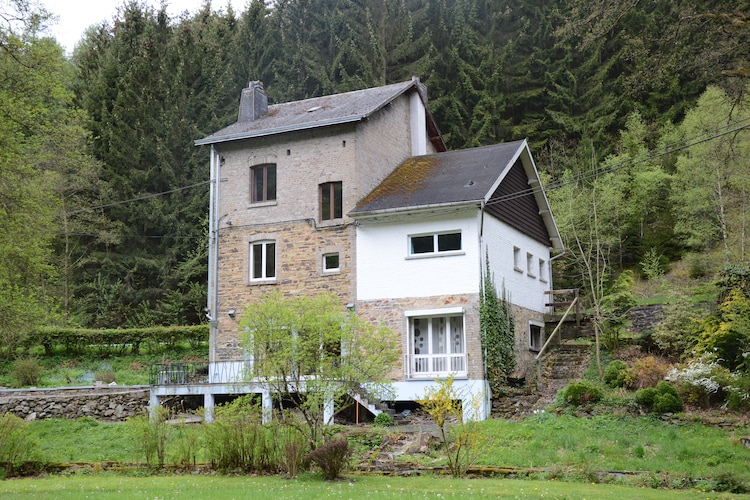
[[635, 381, 683, 413], [12, 358, 42, 387], [653, 392, 683, 413], [559, 381, 603, 406], [306, 439, 351, 480], [726, 374, 750, 410], [0, 413, 37, 476], [634, 387, 658, 408], [652, 294, 701, 359], [374, 412, 393, 427], [603, 360, 628, 388]]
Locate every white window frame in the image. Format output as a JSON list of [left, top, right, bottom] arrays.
[[322, 252, 340, 274], [249, 240, 276, 282], [407, 230, 463, 258], [406, 308, 467, 378], [538, 258, 547, 283]]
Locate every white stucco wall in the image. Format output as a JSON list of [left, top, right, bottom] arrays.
[[356, 209, 480, 301], [482, 214, 552, 313]]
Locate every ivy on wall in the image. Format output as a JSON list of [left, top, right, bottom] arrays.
[[480, 254, 515, 393]]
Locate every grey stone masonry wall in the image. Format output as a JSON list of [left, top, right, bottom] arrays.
[[0, 386, 150, 421]]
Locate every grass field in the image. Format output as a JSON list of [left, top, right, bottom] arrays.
[[1, 474, 748, 499]]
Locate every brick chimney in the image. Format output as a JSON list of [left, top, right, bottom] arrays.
[[238, 81, 268, 122]]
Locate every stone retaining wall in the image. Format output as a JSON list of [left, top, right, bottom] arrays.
[[0, 386, 150, 421]]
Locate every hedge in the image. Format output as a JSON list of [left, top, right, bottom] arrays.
[[26, 324, 209, 355]]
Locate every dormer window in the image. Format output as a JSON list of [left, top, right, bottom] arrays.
[[251, 164, 276, 203]]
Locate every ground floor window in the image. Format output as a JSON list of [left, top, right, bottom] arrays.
[[250, 240, 276, 281], [410, 314, 466, 376]]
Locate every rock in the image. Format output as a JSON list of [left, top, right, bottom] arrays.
[[400, 432, 438, 455], [24, 412, 37, 421]]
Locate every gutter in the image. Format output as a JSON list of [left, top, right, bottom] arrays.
[[195, 115, 367, 146], [350, 199, 482, 220]]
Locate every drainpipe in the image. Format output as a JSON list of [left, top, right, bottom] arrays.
[[207, 146, 220, 363], [204, 146, 221, 423]]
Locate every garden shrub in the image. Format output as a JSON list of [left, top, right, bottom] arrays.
[[95, 370, 116, 384], [635, 381, 683, 413], [203, 395, 283, 472], [653, 392, 683, 413], [374, 412, 393, 427], [12, 358, 42, 387], [559, 381, 603, 406], [666, 355, 730, 407], [625, 355, 672, 389], [127, 406, 169, 468], [281, 433, 308, 477], [0, 413, 37, 476], [651, 294, 701, 359], [603, 360, 628, 388], [726, 374, 750, 410], [306, 439, 351, 480], [634, 387, 658, 408]]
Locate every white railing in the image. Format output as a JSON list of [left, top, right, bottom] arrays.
[[405, 353, 467, 378]]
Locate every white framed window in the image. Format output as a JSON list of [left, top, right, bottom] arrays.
[[250, 240, 276, 281], [513, 246, 523, 272], [409, 312, 466, 377], [529, 323, 544, 351], [322, 253, 340, 273], [408, 231, 462, 257]]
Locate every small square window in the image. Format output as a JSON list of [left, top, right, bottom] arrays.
[[323, 253, 340, 272]]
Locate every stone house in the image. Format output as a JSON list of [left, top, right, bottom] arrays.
[[151, 78, 562, 421]]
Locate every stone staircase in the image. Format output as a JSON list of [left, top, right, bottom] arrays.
[[537, 343, 592, 396]]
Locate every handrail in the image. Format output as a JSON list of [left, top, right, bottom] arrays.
[[535, 296, 579, 361]]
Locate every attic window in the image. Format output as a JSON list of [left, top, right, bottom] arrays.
[[307, 106, 323, 113]]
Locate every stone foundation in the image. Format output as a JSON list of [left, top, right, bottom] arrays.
[[0, 386, 150, 421]]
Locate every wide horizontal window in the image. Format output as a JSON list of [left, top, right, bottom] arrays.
[[409, 231, 462, 255]]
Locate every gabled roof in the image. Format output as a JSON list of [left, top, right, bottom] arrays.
[[195, 79, 445, 150], [351, 140, 563, 250]]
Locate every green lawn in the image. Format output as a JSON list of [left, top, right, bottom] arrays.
[[1, 474, 747, 499]]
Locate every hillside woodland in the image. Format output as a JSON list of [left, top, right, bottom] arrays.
[[1, 0, 749, 394]]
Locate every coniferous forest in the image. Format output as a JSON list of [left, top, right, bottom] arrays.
[[1, 0, 749, 345]]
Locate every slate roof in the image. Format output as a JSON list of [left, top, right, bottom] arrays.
[[196, 79, 444, 148], [351, 140, 527, 215]]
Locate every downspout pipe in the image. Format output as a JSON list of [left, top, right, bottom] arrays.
[[207, 146, 220, 363]]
